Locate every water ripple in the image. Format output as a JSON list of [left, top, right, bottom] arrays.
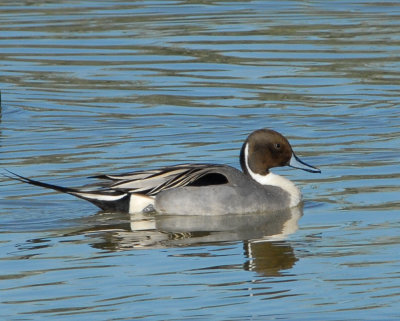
[[1, 1, 400, 320]]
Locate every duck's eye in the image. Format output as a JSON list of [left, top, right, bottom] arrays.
[[274, 143, 281, 149]]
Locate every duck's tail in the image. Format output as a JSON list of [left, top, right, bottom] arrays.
[[5, 170, 131, 212]]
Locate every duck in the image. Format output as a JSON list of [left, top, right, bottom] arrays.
[[8, 128, 320, 215]]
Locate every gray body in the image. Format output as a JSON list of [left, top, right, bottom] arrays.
[[155, 166, 290, 215]]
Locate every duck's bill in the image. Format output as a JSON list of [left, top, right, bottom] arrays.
[[288, 153, 321, 173]]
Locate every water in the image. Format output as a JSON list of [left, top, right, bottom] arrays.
[[1, 0, 400, 319]]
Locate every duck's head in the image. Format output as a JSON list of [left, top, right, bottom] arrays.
[[240, 128, 321, 177]]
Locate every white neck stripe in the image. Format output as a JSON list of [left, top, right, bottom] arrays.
[[244, 143, 272, 185]]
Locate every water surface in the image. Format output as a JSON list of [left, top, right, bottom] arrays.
[[1, 1, 400, 320]]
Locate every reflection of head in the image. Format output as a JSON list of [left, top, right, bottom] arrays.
[[243, 240, 297, 277]]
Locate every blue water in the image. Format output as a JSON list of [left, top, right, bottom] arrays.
[[1, 1, 400, 320]]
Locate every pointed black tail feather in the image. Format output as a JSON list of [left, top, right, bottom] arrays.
[[5, 170, 80, 194], [5, 170, 130, 212]]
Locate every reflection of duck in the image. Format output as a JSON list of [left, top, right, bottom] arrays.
[[8, 129, 320, 215], [81, 206, 302, 276], [76, 205, 303, 250], [150, 205, 303, 242]]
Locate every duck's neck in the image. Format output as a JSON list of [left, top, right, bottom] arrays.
[[240, 143, 302, 207]]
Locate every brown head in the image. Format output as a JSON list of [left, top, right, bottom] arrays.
[[240, 128, 320, 176]]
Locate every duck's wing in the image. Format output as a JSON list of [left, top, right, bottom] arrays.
[[6, 164, 230, 212], [92, 163, 229, 195]]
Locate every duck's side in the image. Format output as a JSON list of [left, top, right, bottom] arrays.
[[154, 166, 292, 215]]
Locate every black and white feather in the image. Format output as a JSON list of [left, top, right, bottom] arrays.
[[6, 164, 229, 212]]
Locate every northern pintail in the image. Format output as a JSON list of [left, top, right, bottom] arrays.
[[8, 128, 320, 215]]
